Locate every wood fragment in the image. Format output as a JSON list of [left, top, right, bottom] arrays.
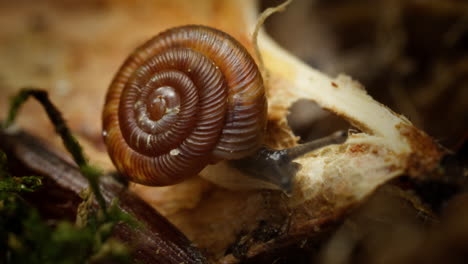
[[0, 128, 207, 264]]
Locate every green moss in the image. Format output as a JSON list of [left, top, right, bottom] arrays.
[[1, 88, 136, 263], [0, 151, 131, 264]]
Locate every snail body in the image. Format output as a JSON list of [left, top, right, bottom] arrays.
[[102, 25, 267, 186], [103, 25, 348, 191]]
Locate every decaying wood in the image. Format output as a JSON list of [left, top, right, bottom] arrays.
[[0, 128, 207, 264]]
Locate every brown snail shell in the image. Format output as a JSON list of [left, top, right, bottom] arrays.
[[102, 25, 267, 186]]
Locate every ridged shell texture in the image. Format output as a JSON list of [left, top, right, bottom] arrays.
[[102, 25, 267, 185]]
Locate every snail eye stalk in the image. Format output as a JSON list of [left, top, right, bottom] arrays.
[[230, 131, 348, 193]]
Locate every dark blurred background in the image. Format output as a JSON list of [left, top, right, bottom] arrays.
[[262, 0, 467, 150], [256, 1, 468, 263]]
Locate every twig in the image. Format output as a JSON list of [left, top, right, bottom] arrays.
[[0, 129, 207, 264], [4, 88, 107, 213]]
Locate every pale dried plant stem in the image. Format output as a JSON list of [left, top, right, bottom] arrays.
[[258, 33, 413, 153], [252, 0, 292, 81]]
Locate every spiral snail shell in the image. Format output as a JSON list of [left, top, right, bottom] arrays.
[[102, 25, 267, 186]]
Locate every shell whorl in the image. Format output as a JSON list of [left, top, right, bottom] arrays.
[[102, 25, 267, 186]]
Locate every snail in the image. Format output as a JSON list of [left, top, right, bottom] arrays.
[[102, 25, 346, 192]]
